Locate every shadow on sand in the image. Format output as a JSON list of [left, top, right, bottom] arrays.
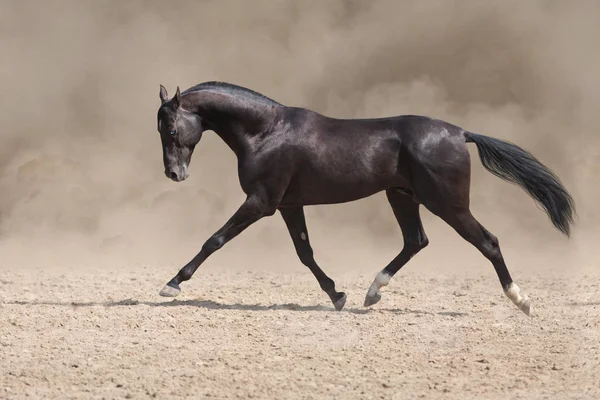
[[3, 298, 468, 317]]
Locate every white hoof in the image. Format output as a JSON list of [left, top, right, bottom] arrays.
[[519, 297, 531, 316], [364, 292, 382, 307], [159, 283, 181, 297]]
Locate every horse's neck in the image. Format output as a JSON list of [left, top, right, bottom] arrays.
[[184, 90, 279, 157]]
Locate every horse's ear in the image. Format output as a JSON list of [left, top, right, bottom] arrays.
[[159, 85, 168, 104], [173, 86, 181, 108]]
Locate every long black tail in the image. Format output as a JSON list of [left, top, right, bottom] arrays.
[[465, 132, 575, 236]]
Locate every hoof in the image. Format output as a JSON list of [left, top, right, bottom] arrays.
[[364, 292, 382, 307], [159, 282, 181, 297], [333, 293, 347, 311], [519, 297, 531, 316]]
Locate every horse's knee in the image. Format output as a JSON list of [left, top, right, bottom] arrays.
[[488, 234, 499, 250], [203, 235, 225, 254]]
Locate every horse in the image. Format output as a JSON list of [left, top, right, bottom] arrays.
[[155, 81, 574, 315]]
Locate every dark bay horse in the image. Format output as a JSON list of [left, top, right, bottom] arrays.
[[155, 81, 574, 316]]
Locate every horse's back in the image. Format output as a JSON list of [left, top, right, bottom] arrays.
[[277, 109, 408, 206], [276, 109, 470, 206]]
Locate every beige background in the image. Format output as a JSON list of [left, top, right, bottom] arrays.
[[1, 0, 598, 272]]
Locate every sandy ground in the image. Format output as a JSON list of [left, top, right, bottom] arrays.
[[1, 261, 599, 400]]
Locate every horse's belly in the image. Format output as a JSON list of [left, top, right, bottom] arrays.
[[280, 170, 400, 206], [278, 133, 408, 206]]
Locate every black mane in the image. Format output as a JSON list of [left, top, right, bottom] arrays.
[[183, 81, 282, 106]]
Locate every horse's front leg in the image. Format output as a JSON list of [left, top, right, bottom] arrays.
[[159, 194, 276, 297]]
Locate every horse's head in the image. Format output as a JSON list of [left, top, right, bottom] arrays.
[[157, 85, 204, 182]]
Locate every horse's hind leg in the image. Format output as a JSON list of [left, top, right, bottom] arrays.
[[434, 209, 531, 315], [364, 188, 429, 307], [408, 134, 530, 315], [279, 207, 347, 311]]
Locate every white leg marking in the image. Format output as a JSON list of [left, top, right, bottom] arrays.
[[300, 232, 307, 241], [505, 282, 531, 316], [367, 271, 391, 297]]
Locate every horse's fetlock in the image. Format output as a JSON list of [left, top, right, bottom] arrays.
[[320, 278, 335, 293]]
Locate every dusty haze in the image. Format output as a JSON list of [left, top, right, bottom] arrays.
[[1, 0, 598, 277]]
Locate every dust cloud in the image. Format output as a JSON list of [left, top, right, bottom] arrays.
[[0, 1, 598, 277]]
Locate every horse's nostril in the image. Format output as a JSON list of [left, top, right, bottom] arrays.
[[169, 171, 179, 181]]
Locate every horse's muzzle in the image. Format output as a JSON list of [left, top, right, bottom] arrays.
[[165, 166, 188, 182]]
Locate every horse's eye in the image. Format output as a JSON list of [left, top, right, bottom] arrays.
[[169, 130, 176, 136]]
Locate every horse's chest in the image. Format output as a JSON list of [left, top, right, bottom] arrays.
[[236, 158, 270, 195]]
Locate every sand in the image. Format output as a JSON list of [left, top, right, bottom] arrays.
[[2, 262, 599, 399]]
